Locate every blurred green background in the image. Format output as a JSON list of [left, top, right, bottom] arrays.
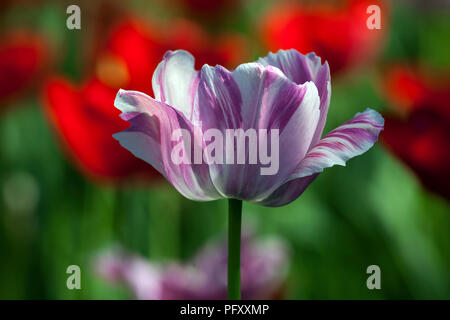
[[0, 0, 449, 299]]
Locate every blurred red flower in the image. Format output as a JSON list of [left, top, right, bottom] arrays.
[[94, 19, 248, 94], [0, 32, 46, 107], [383, 65, 450, 117], [260, 0, 387, 74], [43, 18, 247, 183], [381, 66, 450, 200], [44, 77, 159, 182]]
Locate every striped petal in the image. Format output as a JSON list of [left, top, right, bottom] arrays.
[[152, 50, 199, 121], [113, 89, 221, 201], [196, 63, 320, 200], [255, 109, 383, 207], [258, 49, 331, 145], [196, 64, 243, 132], [289, 108, 384, 180]]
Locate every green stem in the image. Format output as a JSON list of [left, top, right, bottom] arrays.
[[228, 199, 242, 300]]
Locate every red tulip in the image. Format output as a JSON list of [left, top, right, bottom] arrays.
[[0, 32, 46, 106], [101, 20, 164, 94], [98, 19, 247, 95], [43, 18, 248, 182], [382, 65, 450, 118], [381, 66, 450, 200], [44, 77, 159, 182], [260, 0, 387, 74]]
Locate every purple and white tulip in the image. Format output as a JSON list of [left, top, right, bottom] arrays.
[[94, 233, 289, 300], [113, 49, 384, 206]]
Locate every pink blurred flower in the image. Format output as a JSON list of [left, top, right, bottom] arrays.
[[94, 233, 289, 300]]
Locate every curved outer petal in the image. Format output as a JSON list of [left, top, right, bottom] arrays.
[[255, 174, 319, 207], [196, 62, 320, 201], [113, 89, 221, 201], [257, 49, 331, 146], [291, 108, 384, 178], [152, 50, 200, 121], [256, 109, 384, 206]]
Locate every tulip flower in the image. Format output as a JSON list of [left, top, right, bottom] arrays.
[[381, 66, 450, 200], [260, 0, 387, 74], [113, 49, 384, 298], [94, 232, 289, 299], [114, 49, 384, 204]]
